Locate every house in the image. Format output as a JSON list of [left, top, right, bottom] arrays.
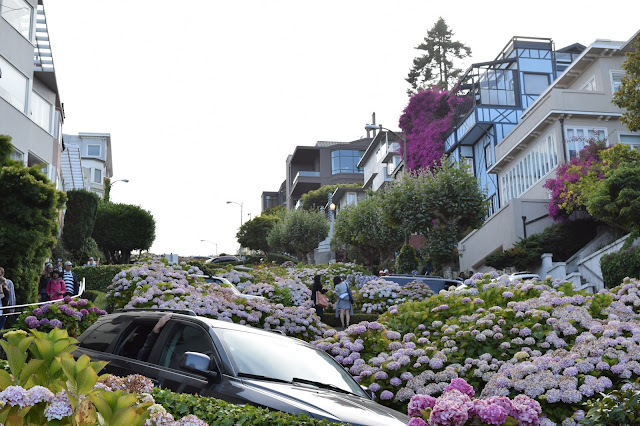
[[458, 31, 640, 282], [284, 137, 371, 209], [358, 129, 403, 192], [261, 181, 286, 212], [0, 0, 64, 189], [61, 132, 113, 198], [444, 37, 585, 217]]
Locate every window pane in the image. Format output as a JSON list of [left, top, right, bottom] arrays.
[[88, 145, 101, 156], [1, 0, 33, 39], [0, 55, 27, 112], [93, 169, 102, 183], [31, 91, 52, 132], [159, 324, 214, 370], [523, 73, 549, 95]]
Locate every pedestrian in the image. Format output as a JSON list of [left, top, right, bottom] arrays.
[[62, 261, 79, 297], [310, 275, 328, 321], [38, 263, 54, 302], [334, 276, 353, 329], [0, 267, 16, 330], [85, 257, 97, 267], [47, 269, 66, 301]]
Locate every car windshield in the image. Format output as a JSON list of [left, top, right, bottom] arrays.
[[215, 328, 366, 397]]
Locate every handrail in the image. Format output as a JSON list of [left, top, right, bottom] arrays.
[[0, 278, 86, 317]]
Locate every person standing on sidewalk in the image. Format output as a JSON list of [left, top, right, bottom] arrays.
[[0, 267, 16, 330], [62, 261, 79, 297]]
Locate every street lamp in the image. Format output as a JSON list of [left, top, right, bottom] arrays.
[[200, 239, 218, 256], [226, 201, 244, 227], [111, 179, 130, 185], [364, 124, 407, 172]]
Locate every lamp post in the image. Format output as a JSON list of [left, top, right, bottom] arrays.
[[226, 201, 244, 227], [105, 178, 129, 202], [364, 124, 407, 172], [200, 239, 218, 256], [112, 179, 130, 185]]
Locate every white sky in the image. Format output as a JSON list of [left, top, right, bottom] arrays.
[[44, 0, 639, 257]]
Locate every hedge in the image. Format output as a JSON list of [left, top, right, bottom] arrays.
[[151, 388, 341, 425], [601, 244, 640, 288], [321, 312, 379, 329], [74, 265, 129, 293]]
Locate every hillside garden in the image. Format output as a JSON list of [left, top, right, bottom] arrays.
[[3, 258, 640, 424]]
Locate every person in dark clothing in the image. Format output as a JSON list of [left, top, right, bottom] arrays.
[[310, 275, 328, 321], [137, 313, 172, 361], [38, 263, 54, 302]]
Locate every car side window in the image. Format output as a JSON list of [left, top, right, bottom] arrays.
[[158, 323, 214, 371], [78, 320, 127, 352], [115, 322, 156, 359]]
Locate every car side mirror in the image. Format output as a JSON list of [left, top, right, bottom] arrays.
[[180, 352, 219, 380]]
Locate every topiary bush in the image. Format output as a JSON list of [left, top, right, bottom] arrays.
[[74, 265, 130, 293], [601, 244, 640, 288], [396, 244, 418, 274]]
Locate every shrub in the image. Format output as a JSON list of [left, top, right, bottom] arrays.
[[580, 382, 640, 425], [396, 244, 418, 274], [74, 264, 130, 293], [486, 219, 598, 270], [83, 289, 100, 302], [151, 388, 339, 425], [601, 246, 640, 288], [16, 297, 107, 337]]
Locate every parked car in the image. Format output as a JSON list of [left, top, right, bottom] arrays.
[[205, 255, 242, 264], [508, 272, 541, 282], [75, 310, 409, 425], [382, 274, 461, 292], [199, 275, 265, 301]]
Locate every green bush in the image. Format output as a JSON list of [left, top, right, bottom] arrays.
[[74, 265, 129, 293], [151, 388, 340, 425], [601, 246, 640, 288], [396, 244, 418, 274], [486, 219, 599, 270], [580, 382, 640, 425], [83, 289, 100, 302]]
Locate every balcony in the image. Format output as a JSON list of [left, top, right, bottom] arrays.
[[290, 170, 321, 199]]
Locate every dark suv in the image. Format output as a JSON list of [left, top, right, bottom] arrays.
[[75, 309, 408, 425]]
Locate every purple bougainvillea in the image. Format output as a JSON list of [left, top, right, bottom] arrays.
[[398, 87, 464, 170]]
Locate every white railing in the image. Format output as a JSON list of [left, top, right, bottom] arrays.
[[0, 278, 86, 317]]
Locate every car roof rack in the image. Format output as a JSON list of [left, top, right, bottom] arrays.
[[114, 308, 197, 316]]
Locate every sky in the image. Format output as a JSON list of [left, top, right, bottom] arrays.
[[43, 0, 640, 257]]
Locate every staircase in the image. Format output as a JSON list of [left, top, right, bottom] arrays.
[[60, 144, 84, 191]]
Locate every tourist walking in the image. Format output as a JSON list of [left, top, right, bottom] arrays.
[[334, 276, 353, 328], [310, 274, 328, 321], [47, 269, 66, 301], [62, 261, 79, 297], [0, 267, 15, 330]]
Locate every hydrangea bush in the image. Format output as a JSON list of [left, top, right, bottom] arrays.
[[17, 296, 107, 337], [357, 279, 435, 314], [313, 273, 640, 423]]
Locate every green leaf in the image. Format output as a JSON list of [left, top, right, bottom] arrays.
[[76, 365, 99, 395], [18, 359, 44, 387]]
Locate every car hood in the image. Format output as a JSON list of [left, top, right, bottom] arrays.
[[238, 378, 409, 425]]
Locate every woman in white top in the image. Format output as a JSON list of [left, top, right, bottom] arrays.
[[333, 276, 353, 328]]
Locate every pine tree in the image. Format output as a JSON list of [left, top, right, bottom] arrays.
[[406, 17, 471, 95]]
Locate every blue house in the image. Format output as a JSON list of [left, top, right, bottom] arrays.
[[444, 37, 584, 216]]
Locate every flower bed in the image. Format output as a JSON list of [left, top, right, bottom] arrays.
[[16, 296, 107, 337], [313, 274, 640, 423], [357, 279, 435, 314]]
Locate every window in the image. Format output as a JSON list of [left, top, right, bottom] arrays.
[[158, 324, 214, 370], [523, 73, 549, 96], [565, 127, 607, 160], [10, 147, 23, 163], [331, 150, 364, 174], [501, 131, 558, 205], [0, 55, 28, 112], [581, 76, 596, 91], [87, 144, 101, 156], [115, 322, 156, 360], [387, 155, 401, 175], [620, 134, 640, 150], [79, 321, 129, 353], [484, 143, 493, 168], [346, 192, 357, 206], [479, 69, 516, 106], [31, 91, 52, 132], [93, 168, 102, 184], [1, 0, 33, 40], [611, 71, 625, 94]]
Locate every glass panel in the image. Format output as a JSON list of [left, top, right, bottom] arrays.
[[612, 71, 625, 93], [159, 324, 214, 370], [87, 145, 101, 156], [31, 91, 52, 132], [0, 55, 28, 112], [1, 0, 33, 40], [621, 135, 640, 144], [93, 169, 102, 183], [523, 73, 549, 95]]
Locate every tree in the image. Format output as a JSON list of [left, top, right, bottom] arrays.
[[267, 209, 329, 263], [406, 17, 471, 94], [332, 195, 404, 270], [613, 34, 640, 132], [299, 183, 361, 211], [236, 214, 280, 254], [92, 202, 156, 264], [62, 189, 100, 261], [398, 87, 463, 169], [0, 135, 66, 303], [588, 164, 640, 232], [381, 157, 487, 267]]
